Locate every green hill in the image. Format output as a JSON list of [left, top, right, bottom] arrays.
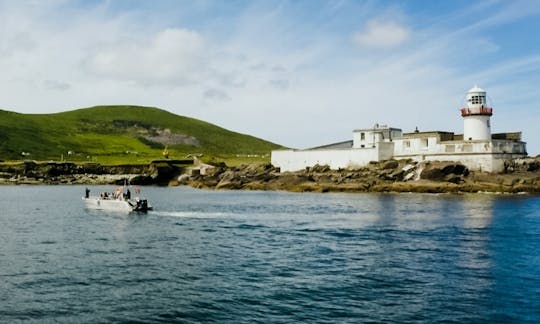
[[0, 106, 282, 164]]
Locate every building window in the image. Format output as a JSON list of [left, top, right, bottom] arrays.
[[487, 120, 490, 128], [470, 95, 486, 105], [445, 145, 455, 153], [360, 132, 365, 140], [421, 138, 428, 148], [469, 96, 486, 105], [404, 140, 410, 148]]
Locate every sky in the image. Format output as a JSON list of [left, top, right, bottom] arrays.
[[2, 0, 540, 154]]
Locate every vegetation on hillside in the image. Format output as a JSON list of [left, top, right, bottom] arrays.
[[0, 106, 282, 164]]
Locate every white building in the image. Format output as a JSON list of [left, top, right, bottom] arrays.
[[271, 86, 527, 173]]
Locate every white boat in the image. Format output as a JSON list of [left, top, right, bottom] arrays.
[[82, 187, 152, 212]]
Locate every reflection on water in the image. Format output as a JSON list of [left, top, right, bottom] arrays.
[[460, 195, 494, 228]]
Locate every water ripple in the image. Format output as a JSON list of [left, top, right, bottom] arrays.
[[0, 187, 539, 322]]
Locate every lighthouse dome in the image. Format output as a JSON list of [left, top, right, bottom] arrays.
[[468, 85, 485, 93], [466, 85, 487, 108]]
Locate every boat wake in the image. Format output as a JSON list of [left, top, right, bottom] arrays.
[[151, 211, 229, 219]]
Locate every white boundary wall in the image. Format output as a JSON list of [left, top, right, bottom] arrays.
[[393, 153, 524, 173], [272, 143, 394, 172]]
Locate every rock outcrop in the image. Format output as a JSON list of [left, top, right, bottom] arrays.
[[3, 157, 540, 194], [0, 160, 185, 185], [172, 158, 540, 194]]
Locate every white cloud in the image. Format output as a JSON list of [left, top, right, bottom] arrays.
[[0, 32, 37, 57], [43, 80, 71, 91], [353, 20, 409, 48], [203, 88, 231, 102], [268, 79, 289, 90], [83, 28, 206, 85]]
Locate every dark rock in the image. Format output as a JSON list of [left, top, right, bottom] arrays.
[[149, 162, 176, 184], [103, 164, 149, 174], [130, 175, 154, 185], [78, 163, 104, 174], [390, 170, 405, 181], [445, 175, 464, 184], [308, 164, 330, 173], [504, 158, 540, 173], [24, 160, 37, 172], [420, 168, 445, 181], [219, 170, 236, 182], [441, 163, 468, 176], [216, 179, 243, 189], [420, 162, 469, 182], [40, 162, 77, 177], [441, 164, 456, 175], [382, 160, 399, 170], [454, 164, 469, 176], [204, 167, 226, 177], [528, 162, 540, 172]]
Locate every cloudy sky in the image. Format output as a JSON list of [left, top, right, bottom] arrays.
[[2, 0, 540, 154]]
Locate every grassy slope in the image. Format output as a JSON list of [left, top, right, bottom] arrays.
[[0, 106, 282, 164]]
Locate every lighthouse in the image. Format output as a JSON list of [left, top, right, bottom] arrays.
[[461, 85, 493, 141]]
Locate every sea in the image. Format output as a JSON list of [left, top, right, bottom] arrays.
[[1, 185, 539, 323]]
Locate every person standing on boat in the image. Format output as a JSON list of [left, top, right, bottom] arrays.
[[114, 187, 121, 200], [85, 187, 90, 198]]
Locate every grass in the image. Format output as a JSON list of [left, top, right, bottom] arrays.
[[0, 106, 284, 165]]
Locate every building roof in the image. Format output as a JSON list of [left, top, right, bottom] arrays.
[[401, 131, 455, 140], [353, 126, 402, 132], [306, 140, 353, 150], [492, 132, 522, 141]]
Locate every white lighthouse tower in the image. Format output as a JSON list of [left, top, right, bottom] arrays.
[[461, 85, 492, 141]]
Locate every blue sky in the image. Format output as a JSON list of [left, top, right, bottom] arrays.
[[2, 0, 540, 154]]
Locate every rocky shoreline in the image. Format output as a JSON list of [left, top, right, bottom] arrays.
[[2, 157, 540, 194], [181, 158, 540, 194], [0, 160, 177, 186]]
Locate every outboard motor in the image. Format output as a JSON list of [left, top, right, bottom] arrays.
[[140, 200, 148, 211], [135, 199, 149, 211]]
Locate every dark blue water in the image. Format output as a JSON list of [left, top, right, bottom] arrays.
[[1, 186, 540, 323]]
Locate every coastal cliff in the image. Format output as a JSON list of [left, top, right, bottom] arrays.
[[2, 158, 540, 194]]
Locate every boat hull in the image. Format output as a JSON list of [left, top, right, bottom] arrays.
[[82, 197, 152, 212]]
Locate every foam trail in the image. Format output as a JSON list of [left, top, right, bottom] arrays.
[[151, 211, 229, 219]]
